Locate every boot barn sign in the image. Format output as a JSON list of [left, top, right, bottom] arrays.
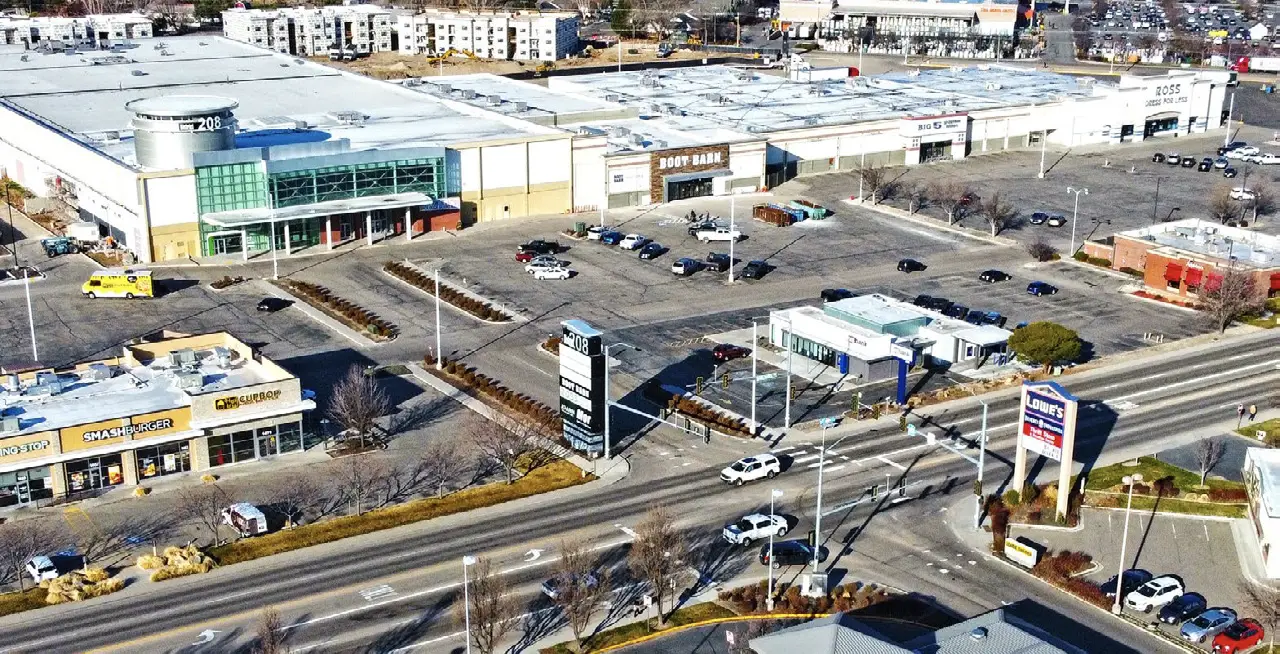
[[649, 144, 732, 200]]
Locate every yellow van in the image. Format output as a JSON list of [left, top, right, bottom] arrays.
[[82, 269, 153, 299]]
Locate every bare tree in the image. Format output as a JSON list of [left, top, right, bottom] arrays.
[[1209, 186, 1236, 224], [339, 454, 387, 516], [551, 538, 611, 651], [927, 180, 972, 225], [628, 506, 687, 627], [0, 519, 62, 590], [852, 162, 889, 204], [420, 435, 466, 498], [903, 181, 929, 214], [1251, 184, 1276, 222], [174, 483, 231, 546], [468, 416, 535, 485], [1196, 437, 1226, 486], [978, 192, 1017, 237], [1202, 266, 1264, 333], [253, 606, 289, 654], [1240, 581, 1280, 654], [455, 557, 517, 654], [264, 471, 331, 528], [1027, 238, 1059, 262], [328, 365, 391, 448]]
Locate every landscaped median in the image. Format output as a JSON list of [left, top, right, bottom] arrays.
[[1079, 456, 1248, 519], [1240, 418, 1280, 445], [273, 279, 399, 342], [384, 260, 515, 323], [210, 459, 590, 565]]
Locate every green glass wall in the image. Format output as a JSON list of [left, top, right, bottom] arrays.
[[269, 157, 445, 209], [195, 163, 268, 214]]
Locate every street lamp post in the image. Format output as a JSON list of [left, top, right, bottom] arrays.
[[434, 269, 443, 370], [1038, 130, 1048, 179], [1111, 473, 1143, 614], [603, 341, 640, 459], [1152, 177, 1162, 225], [1225, 91, 1235, 148], [784, 323, 793, 429], [766, 488, 783, 610], [1164, 207, 1181, 223], [462, 555, 477, 654], [1067, 186, 1088, 256], [813, 418, 837, 572], [751, 320, 758, 433], [23, 267, 37, 362], [974, 400, 988, 530], [727, 194, 736, 284]]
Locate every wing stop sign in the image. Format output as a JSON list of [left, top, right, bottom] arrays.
[[1012, 381, 1079, 520]]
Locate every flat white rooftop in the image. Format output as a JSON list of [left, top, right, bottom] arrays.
[[0, 36, 558, 169], [1124, 218, 1280, 269], [404, 73, 626, 123], [0, 352, 273, 437], [549, 65, 1101, 134]]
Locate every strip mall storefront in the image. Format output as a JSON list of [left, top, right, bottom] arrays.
[[0, 380, 315, 508]]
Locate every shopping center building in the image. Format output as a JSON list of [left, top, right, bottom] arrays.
[[0, 32, 1232, 264], [0, 332, 315, 508]]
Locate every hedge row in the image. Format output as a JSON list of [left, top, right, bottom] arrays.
[[667, 394, 753, 438], [719, 580, 890, 615], [384, 261, 512, 323], [425, 353, 562, 432], [276, 280, 399, 340]]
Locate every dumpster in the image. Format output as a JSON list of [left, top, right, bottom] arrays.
[[572, 221, 587, 236], [789, 199, 829, 220], [752, 203, 795, 226]]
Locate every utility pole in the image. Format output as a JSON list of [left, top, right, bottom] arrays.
[[974, 402, 987, 530], [1152, 177, 1161, 225], [24, 267, 37, 361], [1038, 130, 1048, 179]]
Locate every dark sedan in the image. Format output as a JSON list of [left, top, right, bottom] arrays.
[[897, 258, 927, 273], [758, 540, 829, 568], [1101, 569, 1153, 600], [821, 288, 856, 303], [979, 270, 1011, 283], [256, 297, 292, 312], [638, 242, 666, 260], [1027, 281, 1059, 296], [1159, 592, 1207, 625]]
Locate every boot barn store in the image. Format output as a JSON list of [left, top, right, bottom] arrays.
[[0, 332, 316, 508]]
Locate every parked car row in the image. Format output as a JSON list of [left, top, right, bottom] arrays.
[[514, 239, 575, 280], [1028, 212, 1067, 227], [1106, 569, 1265, 652]]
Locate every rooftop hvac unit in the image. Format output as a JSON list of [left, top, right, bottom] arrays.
[[436, 84, 452, 93], [83, 363, 112, 381], [170, 348, 197, 368], [648, 103, 662, 114], [608, 126, 629, 138], [0, 417, 18, 434], [629, 134, 644, 146], [175, 371, 204, 390], [0, 374, 17, 392], [605, 93, 619, 102], [984, 82, 1002, 91], [330, 110, 366, 126], [514, 101, 528, 111], [212, 346, 232, 369], [461, 89, 477, 99], [26, 381, 61, 396], [702, 92, 721, 102], [736, 72, 753, 81], [653, 139, 667, 148], [35, 372, 58, 387], [804, 116, 820, 125], [404, 78, 422, 87], [486, 94, 502, 106]]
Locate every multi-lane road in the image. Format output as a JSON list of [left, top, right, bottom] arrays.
[[0, 327, 1273, 653]]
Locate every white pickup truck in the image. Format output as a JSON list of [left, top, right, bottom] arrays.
[[721, 513, 788, 545], [696, 227, 743, 243]]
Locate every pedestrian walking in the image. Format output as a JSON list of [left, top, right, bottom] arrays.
[[1250, 404, 1259, 422], [1239, 403, 1247, 427]]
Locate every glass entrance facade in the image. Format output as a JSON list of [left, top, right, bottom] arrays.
[[66, 454, 125, 494], [666, 177, 713, 202], [0, 466, 53, 508], [209, 421, 305, 467], [137, 441, 191, 480]]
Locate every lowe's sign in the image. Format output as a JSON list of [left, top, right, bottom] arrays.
[[1018, 382, 1077, 462]]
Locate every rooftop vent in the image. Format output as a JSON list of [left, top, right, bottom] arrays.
[[98, 131, 121, 143], [515, 101, 528, 112], [131, 69, 147, 76], [663, 104, 683, 116], [404, 78, 422, 87], [804, 116, 820, 125], [330, 110, 367, 126], [605, 93, 620, 102], [736, 71, 753, 81], [436, 83, 452, 93], [83, 363, 112, 381], [461, 89, 477, 100], [212, 346, 232, 369], [608, 126, 630, 138], [170, 348, 198, 368], [486, 94, 502, 106], [0, 375, 18, 392], [175, 371, 204, 390], [294, 58, 305, 65], [984, 82, 1002, 91], [969, 627, 988, 641], [702, 92, 721, 102], [0, 416, 18, 434], [19, 54, 28, 62], [629, 134, 645, 146]]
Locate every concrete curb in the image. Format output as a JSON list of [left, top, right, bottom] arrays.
[[1082, 504, 1241, 523], [1052, 257, 1140, 282], [251, 279, 373, 349], [841, 198, 1016, 247], [1118, 284, 1202, 315]]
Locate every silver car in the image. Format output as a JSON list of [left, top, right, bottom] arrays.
[[1180, 607, 1237, 643]]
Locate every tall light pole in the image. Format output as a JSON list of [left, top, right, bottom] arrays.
[[727, 193, 736, 284], [784, 318, 793, 429], [461, 555, 477, 654], [813, 417, 838, 572], [601, 164, 608, 230], [973, 400, 987, 531], [1151, 177, 1162, 225], [1111, 473, 1143, 615], [23, 267, 37, 362], [434, 269, 443, 370], [603, 341, 640, 460], [750, 319, 759, 433], [1225, 91, 1235, 147], [1067, 186, 1088, 256], [766, 488, 783, 611], [270, 219, 279, 280], [1038, 129, 1048, 179]]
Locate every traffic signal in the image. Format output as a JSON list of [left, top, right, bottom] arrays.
[[695, 376, 704, 393], [807, 529, 816, 548], [721, 373, 730, 389]]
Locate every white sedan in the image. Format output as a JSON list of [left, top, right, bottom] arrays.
[[1230, 187, 1257, 201], [618, 234, 649, 251], [1261, 153, 1280, 165], [722, 513, 788, 545], [1236, 146, 1261, 157], [531, 266, 572, 280], [524, 256, 564, 273]]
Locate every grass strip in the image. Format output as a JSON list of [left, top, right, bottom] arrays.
[[539, 602, 737, 654], [0, 587, 48, 618], [211, 459, 590, 565], [1082, 456, 1244, 493]]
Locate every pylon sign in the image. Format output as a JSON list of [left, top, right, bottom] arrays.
[[1012, 381, 1078, 519], [560, 320, 606, 453]]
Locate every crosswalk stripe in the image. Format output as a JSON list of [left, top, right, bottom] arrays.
[[877, 456, 907, 471]]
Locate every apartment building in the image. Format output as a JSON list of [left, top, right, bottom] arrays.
[[221, 6, 393, 56], [0, 13, 152, 46], [397, 10, 579, 61]]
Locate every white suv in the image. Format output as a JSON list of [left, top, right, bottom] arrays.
[[722, 513, 788, 545], [720, 454, 781, 485], [1125, 575, 1184, 612]]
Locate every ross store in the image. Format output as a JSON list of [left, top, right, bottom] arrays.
[[0, 332, 315, 507]]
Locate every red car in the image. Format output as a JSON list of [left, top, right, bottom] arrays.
[[515, 250, 535, 262], [1214, 618, 1265, 653], [712, 344, 750, 362]]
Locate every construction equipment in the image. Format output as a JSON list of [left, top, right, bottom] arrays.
[[656, 42, 673, 58], [534, 61, 556, 76], [424, 47, 477, 64], [41, 237, 78, 258]]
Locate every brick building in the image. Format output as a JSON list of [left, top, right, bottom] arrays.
[[1082, 218, 1280, 300]]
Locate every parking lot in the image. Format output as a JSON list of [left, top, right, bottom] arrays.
[[1011, 507, 1251, 651], [1077, 0, 1280, 64]]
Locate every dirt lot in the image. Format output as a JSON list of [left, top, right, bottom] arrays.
[[321, 41, 712, 80]]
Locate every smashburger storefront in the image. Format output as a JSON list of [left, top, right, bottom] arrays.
[[0, 380, 309, 505]]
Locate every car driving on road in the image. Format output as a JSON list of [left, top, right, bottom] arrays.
[[722, 514, 788, 545], [720, 454, 781, 485], [758, 540, 827, 568]]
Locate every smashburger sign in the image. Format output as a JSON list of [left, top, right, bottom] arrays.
[[215, 389, 283, 411], [82, 418, 174, 443]]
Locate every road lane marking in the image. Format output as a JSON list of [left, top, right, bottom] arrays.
[[1109, 359, 1280, 403], [793, 454, 821, 464], [771, 445, 797, 453], [877, 456, 907, 471], [826, 465, 845, 473], [359, 585, 396, 602]]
